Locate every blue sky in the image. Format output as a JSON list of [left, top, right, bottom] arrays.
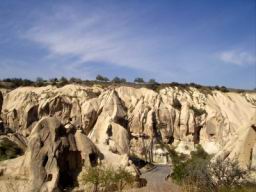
[[0, 0, 255, 89]]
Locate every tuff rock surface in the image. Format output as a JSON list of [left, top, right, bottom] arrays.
[[0, 84, 255, 191]]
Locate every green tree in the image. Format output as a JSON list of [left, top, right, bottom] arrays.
[[114, 167, 134, 192], [49, 78, 58, 85], [134, 77, 144, 83], [112, 77, 126, 83], [22, 79, 34, 86], [82, 166, 102, 192], [96, 75, 109, 82], [59, 76, 69, 86], [148, 79, 157, 84], [81, 166, 135, 192], [35, 77, 44, 87], [70, 77, 82, 84]]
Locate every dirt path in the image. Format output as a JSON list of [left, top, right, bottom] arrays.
[[127, 165, 180, 192]]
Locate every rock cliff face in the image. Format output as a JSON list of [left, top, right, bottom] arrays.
[[0, 84, 255, 191]]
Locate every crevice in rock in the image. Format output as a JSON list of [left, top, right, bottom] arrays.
[[152, 112, 161, 139], [193, 126, 202, 144]]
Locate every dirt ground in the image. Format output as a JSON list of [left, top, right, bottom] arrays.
[[127, 165, 180, 192]]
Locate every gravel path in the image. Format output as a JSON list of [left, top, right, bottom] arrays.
[[127, 165, 180, 192]]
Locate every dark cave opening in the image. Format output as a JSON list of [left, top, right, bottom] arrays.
[[58, 150, 82, 190], [26, 106, 39, 128], [42, 155, 48, 167], [89, 153, 98, 167]]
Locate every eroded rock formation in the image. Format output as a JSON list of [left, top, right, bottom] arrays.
[[0, 84, 255, 191], [0, 116, 103, 191]]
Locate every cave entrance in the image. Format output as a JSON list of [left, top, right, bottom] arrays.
[[89, 153, 98, 167], [58, 150, 82, 190]]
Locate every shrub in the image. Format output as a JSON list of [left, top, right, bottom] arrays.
[[112, 77, 126, 83], [214, 85, 229, 92], [96, 75, 109, 82], [1, 78, 34, 87], [120, 78, 127, 83], [171, 146, 250, 192], [171, 161, 188, 183], [59, 76, 69, 86], [209, 158, 247, 188], [189, 82, 202, 89], [35, 77, 44, 87], [134, 77, 144, 83], [69, 77, 82, 84], [49, 78, 58, 85], [148, 79, 157, 84], [21, 79, 34, 86], [81, 165, 135, 192], [220, 86, 229, 92], [191, 145, 210, 160], [113, 167, 134, 191], [171, 145, 212, 190]]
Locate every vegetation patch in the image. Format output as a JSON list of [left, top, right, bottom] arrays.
[[1, 76, 254, 94], [81, 165, 135, 192], [170, 145, 253, 192], [214, 85, 229, 92]]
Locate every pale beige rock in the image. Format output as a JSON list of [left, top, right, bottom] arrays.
[[213, 116, 256, 168], [111, 122, 129, 154], [16, 116, 102, 192], [1, 84, 256, 191]]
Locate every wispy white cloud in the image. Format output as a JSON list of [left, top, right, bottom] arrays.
[[218, 50, 256, 66], [23, 6, 163, 74]]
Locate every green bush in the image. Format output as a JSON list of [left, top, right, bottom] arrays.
[[209, 158, 247, 188], [112, 77, 126, 83], [171, 146, 250, 192], [81, 165, 135, 192], [214, 85, 229, 92], [148, 79, 158, 84], [1, 78, 34, 87], [171, 146, 211, 186], [191, 145, 210, 160], [134, 77, 144, 83], [96, 75, 109, 82], [69, 77, 82, 84], [35, 77, 45, 87]]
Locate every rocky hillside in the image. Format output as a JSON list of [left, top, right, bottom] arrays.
[[0, 84, 255, 191]]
